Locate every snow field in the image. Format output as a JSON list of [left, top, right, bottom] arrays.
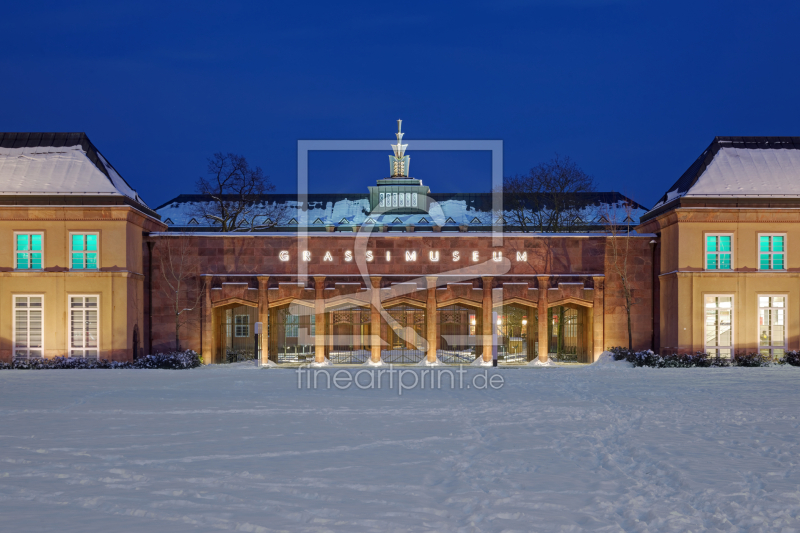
[[0, 363, 799, 532]]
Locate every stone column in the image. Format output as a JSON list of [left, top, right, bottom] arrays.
[[527, 305, 536, 362], [426, 276, 438, 363], [202, 280, 213, 364], [537, 276, 550, 363], [257, 276, 269, 363], [482, 276, 494, 363], [592, 276, 605, 361], [370, 276, 382, 363], [314, 276, 326, 363]]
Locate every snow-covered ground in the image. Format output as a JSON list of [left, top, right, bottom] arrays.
[[1, 362, 800, 532]]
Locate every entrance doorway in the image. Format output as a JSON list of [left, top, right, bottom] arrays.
[[219, 305, 258, 363], [438, 304, 482, 363], [383, 305, 426, 363], [548, 305, 589, 362], [327, 305, 371, 364], [497, 304, 535, 363], [268, 303, 315, 363]]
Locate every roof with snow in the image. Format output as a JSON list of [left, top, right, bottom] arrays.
[[645, 137, 800, 219], [0, 132, 154, 214], [156, 192, 647, 231]]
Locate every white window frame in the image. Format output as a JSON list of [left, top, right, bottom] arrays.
[[13, 295, 44, 359], [705, 233, 734, 271], [704, 294, 734, 358], [758, 233, 786, 271], [234, 314, 250, 338], [68, 295, 100, 359], [14, 231, 44, 270], [69, 232, 100, 270], [758, 294, 787, 357]]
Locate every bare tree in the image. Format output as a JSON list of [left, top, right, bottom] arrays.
[[156, 234, 206, 351], [603, 200, 636, 351], [192, 152, 288, 231], [501, 155, 596, 232]]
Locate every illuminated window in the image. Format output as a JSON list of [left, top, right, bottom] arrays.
[[15, 233, 43, 270], [759, 296, 786, 358], [704, 295, 733, 358], [758, 234, 785, 270], [14, 296, 43, 359], [71, 233, 99, 270], [70, 296, 99, 359], [705, 234, 732, 270]]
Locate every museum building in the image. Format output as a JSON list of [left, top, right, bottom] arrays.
[[0, 130, 796, 364]]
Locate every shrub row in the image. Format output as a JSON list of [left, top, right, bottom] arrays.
[[0, 350, 202, 370], [609, 347, 800, 368]]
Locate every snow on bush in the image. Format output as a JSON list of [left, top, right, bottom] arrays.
[[134, 350, 202, 369], [609, 347, 798, 368], [225, 350, 255, 364], [0, 350, 202, 370]]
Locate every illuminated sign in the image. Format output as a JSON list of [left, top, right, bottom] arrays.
[[278, 250, 529, 263]]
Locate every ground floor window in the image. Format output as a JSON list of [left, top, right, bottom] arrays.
[[14, 295, 43, 359], [234, 314, 250, 337], [70, 296, 99, 359], [759, 295, 786, 358], [704, 295, 733, 358]]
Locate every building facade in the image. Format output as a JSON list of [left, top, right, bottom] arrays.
[[1, 131, 794, 364]]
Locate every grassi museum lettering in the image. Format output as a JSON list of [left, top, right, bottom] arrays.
[[278, 250, 528, 262], [1, 127, 800, 367]]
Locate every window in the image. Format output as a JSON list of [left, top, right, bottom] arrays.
[[234, 315, 250, 337], [15, 233, 43, 270], [70, 233, 98, 270], [706, 234, 732, 270], [70, 296, 99, 359], [705, 295, 733, 358], [759, 296, 786, 358], [14, 296, 43, 359], [759, 234, 785, 270]]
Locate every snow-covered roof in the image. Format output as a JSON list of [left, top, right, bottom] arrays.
[[0, 132, 149, 208], [648, 137, 800, 217], [155, 192, 647, 230]]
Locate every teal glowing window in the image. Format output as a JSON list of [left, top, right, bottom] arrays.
[[71, 234, 98, 269], [15, 234, 43, 270], [706, 235, 732, 270], [759, 235, 785, 270]]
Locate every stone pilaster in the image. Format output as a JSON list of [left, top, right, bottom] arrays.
[[426, 276, 438, 363], [202, 280, 213, 364], [537, 276, 550, 363], [593, 276, 605, 361], [314, 276, 326, 363], [482, 276, 494, 363], [370, 276, 382, 363], [257, 276, 269, 364]]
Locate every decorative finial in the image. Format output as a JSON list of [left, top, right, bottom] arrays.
[[390, 120, 409, 177]]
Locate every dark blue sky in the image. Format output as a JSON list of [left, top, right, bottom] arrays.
[[2, 0, 798, 210]]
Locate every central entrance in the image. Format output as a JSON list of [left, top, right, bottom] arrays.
[[383, 304, 426, 363]]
